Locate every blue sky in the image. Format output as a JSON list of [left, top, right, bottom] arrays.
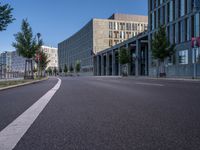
[[0, 0, 147, 52]]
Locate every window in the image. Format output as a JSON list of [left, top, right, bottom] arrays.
[[191, 15, 195, 37], [195, 13, 200, 37], [180, 21, 184, 42], [185, 18, 190, 41], [109, 31, 113, 38], [180, 0, 185, 17], [162, 6, 165, 25], [169, 1, 174, 22], [152, 12, 155, 30], [126, 23, 131, 30], [109, 22, 113, 30], [179, 50, 188, 64]]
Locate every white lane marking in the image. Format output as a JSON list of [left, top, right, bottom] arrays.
[[135, 82, 164, 87], [0, 78, 61, 150]]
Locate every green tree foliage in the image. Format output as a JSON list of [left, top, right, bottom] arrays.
[[13, 19, 43, 79], [119, 47, 130, 65], [35, 50, 49, 72], [0, 2, 15, 31], [53, 67, 57, 76], [75, 61, 81, 73], [13, 19, 43, 59], [151, 26, 175, 76], [64, 64, 68, 74], [152, 26, 175, 62], [47, 67, 52, 76]]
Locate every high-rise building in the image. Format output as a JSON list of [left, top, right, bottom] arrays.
[[58, 13, 148, 75], [148, 0, 200, 77], [94, 0, 200, 78]]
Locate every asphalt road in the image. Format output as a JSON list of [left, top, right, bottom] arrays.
[[1, 77, 200, 150]]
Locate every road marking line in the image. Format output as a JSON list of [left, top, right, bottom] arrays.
[[135, 82, 164, 87], [0, 78, 61, 150]]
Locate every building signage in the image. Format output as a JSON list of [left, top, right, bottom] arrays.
[[192, 37, 200, 48], [194, 0, 200, 10]]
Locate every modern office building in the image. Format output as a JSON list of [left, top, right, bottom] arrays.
[[0, 51, 12, 72], [11, 51, 26, 73], [41, 46, 58, 69], [95, 0, 200, 78], [148, 0, 200, 77], [11, 46, 58, 73], [0, 51, 12, 78], [58, 13, 148, 75]]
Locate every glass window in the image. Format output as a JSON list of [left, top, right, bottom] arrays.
[[169, 1, 173, 22], [192, 48, 200, 63], [180, 0, 185, 17], [179, 50, 188, 64], [186, 18, 190, 41], [180, 21, 184, 42], [195, 13, 200, 37], [152, 12, 155, 30]]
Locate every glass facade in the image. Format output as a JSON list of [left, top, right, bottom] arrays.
[[179, 50, 188, 64]]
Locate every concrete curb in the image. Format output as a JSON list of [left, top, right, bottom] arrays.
[[94, 76, 200, 82], [124, 76, 200, 82], [0, 77, 49, 91]]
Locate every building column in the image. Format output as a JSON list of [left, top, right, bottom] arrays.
[[106, 53, 109, 76], [136, 40, 141, 76], [118, 49, 121, 76], [126, 44, 131, 76], [145, 44, 148, 76], [101, 54, 104, 76], [112, 50, 116, 76], [97, 55, 100, 76]]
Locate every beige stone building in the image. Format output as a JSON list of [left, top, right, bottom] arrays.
[[58, 13, 148, 74]]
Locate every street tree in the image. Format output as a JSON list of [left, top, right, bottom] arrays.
[[35, 50, 49, 77], [47, 67, 52, 76], [53, 67, 57, 76], [64, 64, 68, 76], [75, 61, 81, 73], [119, 47, 131, 76], [152, 26, 175, 77], [0, 2, 15, 31], [13, 19, 43, 79]]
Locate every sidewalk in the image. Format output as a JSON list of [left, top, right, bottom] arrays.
[[0, 77, 48, 91], [0, 78, 23, 82], [124, 76, 200, 82], [94, 75, 200, 82]]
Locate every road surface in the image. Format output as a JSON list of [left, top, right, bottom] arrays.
[[0, 77, 200, 150]]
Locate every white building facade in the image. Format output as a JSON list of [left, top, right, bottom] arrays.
[[41, 46, 58, 69]]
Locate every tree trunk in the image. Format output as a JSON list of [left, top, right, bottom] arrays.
[[159, 61, 166, 77], [24, 59, 34, 80]]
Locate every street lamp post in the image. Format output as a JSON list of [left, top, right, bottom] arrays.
[[37, 33, 41, 78]]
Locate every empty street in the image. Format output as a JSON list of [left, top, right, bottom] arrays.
[[0, 77, 200, 150]]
